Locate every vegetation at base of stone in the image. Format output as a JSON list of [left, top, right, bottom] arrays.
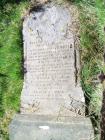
[[0, 1, 29, 139], [73, 0, 105, 139]]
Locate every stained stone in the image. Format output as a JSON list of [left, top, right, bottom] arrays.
[[21, 2, 85, 116]]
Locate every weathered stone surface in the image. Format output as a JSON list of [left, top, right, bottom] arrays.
[[21, 2, 85, 116], [9, 114, 94, 140]]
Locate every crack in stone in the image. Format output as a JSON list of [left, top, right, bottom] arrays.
[[74, 47, 78, 86]]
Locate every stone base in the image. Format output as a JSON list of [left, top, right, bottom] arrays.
[[9, 114, 94, 140]]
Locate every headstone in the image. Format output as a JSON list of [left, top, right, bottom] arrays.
[[21, 2, 85, 117], [9, 1, 94, 140]]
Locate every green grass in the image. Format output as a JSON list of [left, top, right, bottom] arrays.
[[73, 0, 105, 139], [0, 1, 29, 139], [0, 0, 105, 139]]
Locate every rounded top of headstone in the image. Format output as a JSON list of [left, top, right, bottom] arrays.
[[23, 3, 72, 44]]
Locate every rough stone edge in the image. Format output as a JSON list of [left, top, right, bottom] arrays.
[[9, 114, 93, 124]]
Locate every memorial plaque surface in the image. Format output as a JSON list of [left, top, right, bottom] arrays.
[[21, 3, 85, 117]]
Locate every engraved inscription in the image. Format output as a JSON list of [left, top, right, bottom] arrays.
[[24, 42, 75, 99]]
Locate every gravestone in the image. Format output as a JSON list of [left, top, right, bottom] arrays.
[[9, 1, 94, 140]]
